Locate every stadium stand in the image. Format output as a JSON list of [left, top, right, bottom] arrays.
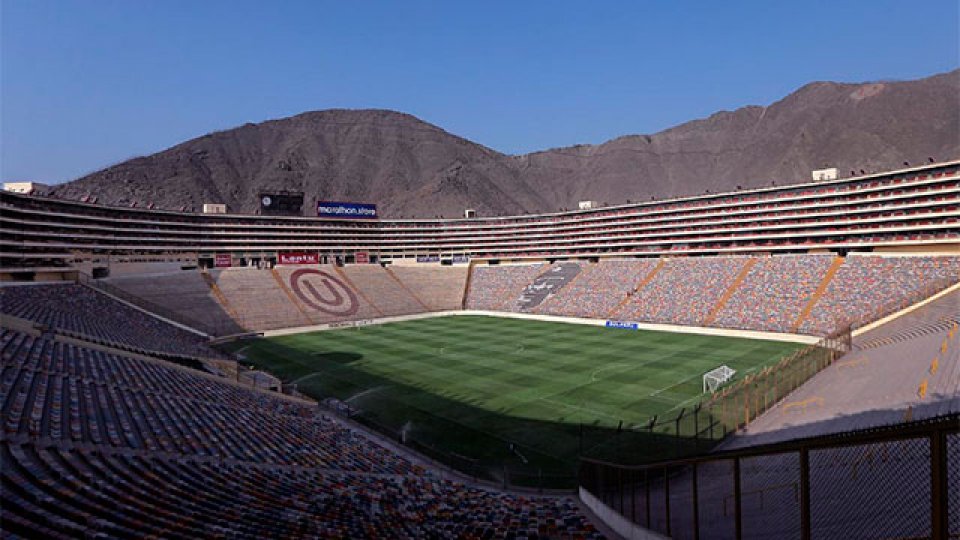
[[465, 263, 546, 311], [799, 255, 960, 335], [726, 287, 960, 448], [340, 264, 425, 317], [274, 264, 383, 324], [712, 254, 836, 334], [613, 256, 751, 326], [514, 262, 582, 312], [387, 265, 469, 311], [464, 254, 960, 335], [0, 328, 603, 538], [3, 162, 958, 270], [209, 268, 312, 331], [0, 284, 224, 360], [534, 259, 660, 319], [106, 270, 242, 334]]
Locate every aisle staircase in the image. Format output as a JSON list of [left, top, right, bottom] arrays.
[[792, 256, 845, 333], [385, 266, 431, 311], [606, 258, 665, 318], [200, 272, 241, 323], [270, 268, 316, 326], [703, 258, 759, 326], [333, 265, 385, 317]]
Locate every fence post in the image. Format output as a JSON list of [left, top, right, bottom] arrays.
[[675, 408, 684, 454], [931, 430, 947, 540], [618, 468, 624, 515], [692, 462, 700, 540], [664, 467, 671, 538], [800, 448, 811, 540], [734, 457, 742, 540], [694, 404, 700, 450], [645, 469, 651, 528]]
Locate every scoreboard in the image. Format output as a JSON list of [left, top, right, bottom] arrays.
[[259, 191, 304, 216]]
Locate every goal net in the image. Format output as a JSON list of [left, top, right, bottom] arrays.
[[703, 365, 737, 393]]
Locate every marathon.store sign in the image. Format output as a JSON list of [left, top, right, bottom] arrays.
[[317, 201, 378, 219], [278, 252, 319, 265], [605, 320, 639, 330]]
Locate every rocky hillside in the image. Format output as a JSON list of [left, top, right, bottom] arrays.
[[51, 69, 960, 217]]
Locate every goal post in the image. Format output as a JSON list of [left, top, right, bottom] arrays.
[[703, 365, 737, 394]]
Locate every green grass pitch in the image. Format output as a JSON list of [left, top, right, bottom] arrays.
[[232, 315, 801, 483]]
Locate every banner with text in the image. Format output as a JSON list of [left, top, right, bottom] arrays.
[[214, 253, 233, 268], [605, 320, 639, 330], [317, 201, 378, 219], [355, 251, 370, 264], [278, 251, 319, 265]]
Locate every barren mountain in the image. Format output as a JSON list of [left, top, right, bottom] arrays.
[[51, 69, 960, 217]]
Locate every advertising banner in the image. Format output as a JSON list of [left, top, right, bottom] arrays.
[[605, 320, 639, 330], [317, 201, 378, 219], [416, 255, 440, 263], [278, 251, 319, 265], [355, 251, 370, 264], [214, 253, 232, 268]]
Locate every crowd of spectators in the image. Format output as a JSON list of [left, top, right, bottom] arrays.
[[1, 328, 602, 538], [0, 284, 225, 359]]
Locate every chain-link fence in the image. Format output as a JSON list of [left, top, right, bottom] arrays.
[[580, 327, 852, 467], [581, 414, 959, 540]]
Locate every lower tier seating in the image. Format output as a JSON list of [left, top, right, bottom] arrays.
[[0, 328, 602, 538], [388, 265, 469, 311], [97, 265, 470, 333], [466, 255, 960, 335], [0, 284, 225, 359]]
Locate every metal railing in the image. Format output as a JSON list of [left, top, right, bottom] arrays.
[[580, 413, 959, 540]]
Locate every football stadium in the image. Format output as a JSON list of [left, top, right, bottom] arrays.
[[3, 156, 959, 538], [3, 3, 960, 539]]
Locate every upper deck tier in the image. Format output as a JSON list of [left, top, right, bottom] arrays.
[[3, 160, 959, 269]]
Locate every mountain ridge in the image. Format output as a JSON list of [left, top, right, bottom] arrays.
[[50, 69, 960, 217]]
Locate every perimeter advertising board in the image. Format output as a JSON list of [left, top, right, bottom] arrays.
[[355, 252, 370, 264], [317, 201, 378, 219], [214, 253, 232, 268], [278, 252, 319, 265], [605, 320, 639, 330]]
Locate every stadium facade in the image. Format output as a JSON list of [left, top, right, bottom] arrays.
[[2, 160, 958, 280]]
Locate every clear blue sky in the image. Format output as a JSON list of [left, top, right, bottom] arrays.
[[2, 1, 958, 184]]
